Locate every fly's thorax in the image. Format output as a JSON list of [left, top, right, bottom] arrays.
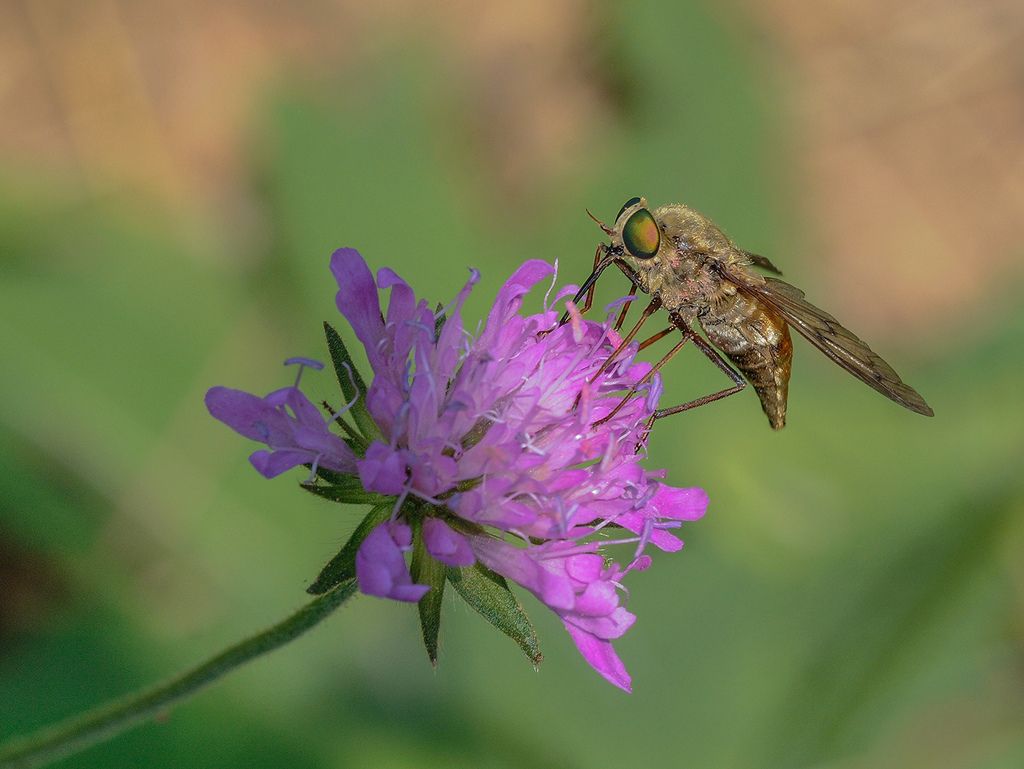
[[632, 244, 735, 315], [653, 204, 734, 256]]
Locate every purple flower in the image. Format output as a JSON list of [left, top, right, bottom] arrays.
[[208, 247, 707, 691], [329, 247, 706, 691]]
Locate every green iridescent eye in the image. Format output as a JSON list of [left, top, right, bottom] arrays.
[[621, 208, 660, 259], [616, 196, 642, 221]]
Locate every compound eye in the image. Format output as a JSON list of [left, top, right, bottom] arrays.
[[616, 196, 642, 221], [621, 208, 660, 259]]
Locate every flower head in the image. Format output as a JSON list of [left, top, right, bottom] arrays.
[[208, 247, 707, 691]]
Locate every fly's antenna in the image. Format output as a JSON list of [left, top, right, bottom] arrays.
[[586, 208, 615, 236]]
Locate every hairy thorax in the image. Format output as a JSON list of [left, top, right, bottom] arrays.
[[634, 248, 751, 321]]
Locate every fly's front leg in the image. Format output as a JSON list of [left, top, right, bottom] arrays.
[[613, 279, 639, 331], [608, 259, 644, 331], [559, 244, 610, 326], [590, 296, 661, 381], [577, 243, 607, 317], [557, 251, 643, 327], [573, 295, 662, 412]]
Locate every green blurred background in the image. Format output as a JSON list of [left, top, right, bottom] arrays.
[[2, 1, 1023, 767]]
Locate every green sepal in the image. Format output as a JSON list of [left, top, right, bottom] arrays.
[[433, 302, 446, 340], [312, 467, 349, 485], [323, 321, 381, 441], [447, 562, 542, 667], [306, 503, 391, 594], [302, 473, 394, 506], [410, 520, 447, 666]]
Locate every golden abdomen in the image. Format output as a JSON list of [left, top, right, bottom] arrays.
[[700, 296, 793, 429]]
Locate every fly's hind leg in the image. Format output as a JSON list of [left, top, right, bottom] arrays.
[[639, 313, 747, 439], [648, 335, 746, 418]]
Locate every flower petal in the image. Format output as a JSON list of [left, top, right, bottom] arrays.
[[205, 386, 289, 444], [357, 442, 408, 495], [476, 259, 553, 350], [423, 518, 475, 567], [249, 449, 310, 478], [469, 537, 575, 611], [562, 621, 632, 692], [331, 248, 386, 369], [356, 522, 429, 603], [614, 511, 684, 553], [651, 485, 709, 521], [566, 605, 636, 640]]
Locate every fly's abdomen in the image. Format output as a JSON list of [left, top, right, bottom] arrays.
[[703, 301, 793, 429]]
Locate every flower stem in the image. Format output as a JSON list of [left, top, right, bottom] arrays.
[[0, 580, 358, 769]]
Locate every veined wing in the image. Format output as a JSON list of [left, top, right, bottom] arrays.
[[728, 272, 934, 416]]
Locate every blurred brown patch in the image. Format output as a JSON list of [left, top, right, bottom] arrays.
[[0, 0, 600, 209], [0, 532, 68, 645], [747, 0, 1024, 335], [434, 0, 606, 201], [2, 0, 1021, 331], [0, 0, 353, 207]]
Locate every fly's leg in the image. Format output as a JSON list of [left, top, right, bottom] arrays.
[[648, 336, 746, 418], [573, 296, 662, 411], [613, 279, 640, 331], [560, 252, 643, 325], [576, 243, 606, 317], [590, 296, 661, 381], [638, 314, 747, 440], [638, 326, 673, 351], [608, 260, 643, 330], [593, 332, 690, 427], [558, 244, 607, 325]]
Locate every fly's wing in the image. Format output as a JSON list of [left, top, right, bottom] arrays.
[[741, 251, 783, 275], [728, 272, 934, 416]]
